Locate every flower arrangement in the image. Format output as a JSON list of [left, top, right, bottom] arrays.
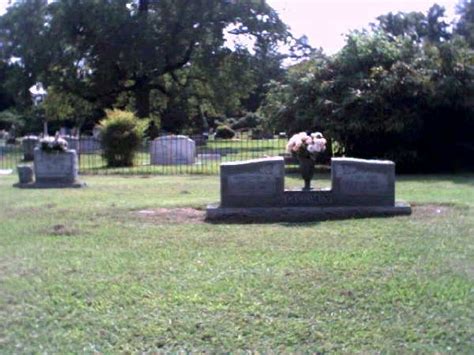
[[39, 133, 68, 153], [286, 131, 327, 160]]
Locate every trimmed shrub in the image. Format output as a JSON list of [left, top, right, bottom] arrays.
[[99, 110, 144, 167], [215, 125, 235, 139]]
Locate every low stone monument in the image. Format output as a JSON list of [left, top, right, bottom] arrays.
[[14, 147, 85, 188], [206, 157, 411, 222], [22, 136, 39, 161], [150, 135, 196, 165]]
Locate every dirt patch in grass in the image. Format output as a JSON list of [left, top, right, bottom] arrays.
[[49, 224, 80, 236], [133, 208, 205, 224]]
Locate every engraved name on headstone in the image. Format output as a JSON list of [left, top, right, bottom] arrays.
[[332, 157, 395, 206], [284, 190, 333, 206], [220, 157, 285, 207]]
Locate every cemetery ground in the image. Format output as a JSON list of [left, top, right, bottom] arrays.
[[0, 173, 473, 353]]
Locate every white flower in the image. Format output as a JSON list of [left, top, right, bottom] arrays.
[[288, 131, 327, 156]]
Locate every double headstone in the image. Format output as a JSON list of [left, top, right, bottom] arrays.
[[207, 156, 410, 222]]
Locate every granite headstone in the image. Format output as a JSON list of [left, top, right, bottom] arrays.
[[331, 157, 395, 206], [34, 148, 78, 184], [220, 157, 285, 207], [150, 135, 196, 165], [79, 137, 101, 154]]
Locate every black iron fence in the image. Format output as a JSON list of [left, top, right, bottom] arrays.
[[0, 136, 295, 175]]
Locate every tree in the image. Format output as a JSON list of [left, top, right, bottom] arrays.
[[0, 0, 295, 121], [42, 87, 98, 133], [456, 0, 474, 47], [374, 4, 451, 44], [259, 5, 474, 172]]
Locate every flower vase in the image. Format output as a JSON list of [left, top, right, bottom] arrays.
[[298, 156, 315, 191]]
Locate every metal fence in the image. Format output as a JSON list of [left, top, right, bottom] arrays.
[[0, 136, 294, 175]]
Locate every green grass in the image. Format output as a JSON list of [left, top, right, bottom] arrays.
[[0, 174, 473, 352]]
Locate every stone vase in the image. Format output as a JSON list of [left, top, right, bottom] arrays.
[[22, 136, 39, 161], [298, 156, 315, 191], [17, 164, 34, 184]]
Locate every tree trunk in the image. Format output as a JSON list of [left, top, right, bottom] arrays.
[[135, 83, 151, 118]]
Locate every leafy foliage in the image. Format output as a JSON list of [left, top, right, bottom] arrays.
[[43, 87, 98, 131], [259, 5, 474, 172], [0, 0, 301, 125], [99, 110, 145, 167]]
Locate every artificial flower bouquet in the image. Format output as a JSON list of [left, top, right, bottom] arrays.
[[286, 131, 327, 160], [39, 133, 68, 153]]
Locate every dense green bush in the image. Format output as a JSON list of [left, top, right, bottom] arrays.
[[231, 112, 263, 130], [99, 110, 144, 167], [215, 125, 235, 139]]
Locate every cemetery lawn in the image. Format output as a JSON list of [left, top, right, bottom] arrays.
[[0, 174, 473, 353]]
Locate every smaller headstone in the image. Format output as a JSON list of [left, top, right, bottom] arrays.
[[64, 136, 79, 153], [79, 137, 101, 154], [22, 136, 39, 161], [150, 135, 196, 165], [17, 165, 34, 184], [331, 157, 395, 206], [220, 157, 285, 207]]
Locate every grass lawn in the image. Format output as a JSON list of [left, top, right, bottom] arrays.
[[0, 173, 473, 352]]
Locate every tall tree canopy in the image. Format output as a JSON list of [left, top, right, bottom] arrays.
[[260, 4, 474, 172], [0, 0, 301, 119]]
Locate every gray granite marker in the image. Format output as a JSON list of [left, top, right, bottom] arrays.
[[220, 157, 285, 207], [34, 148, 79, 184], [331, 157, 395, 206]]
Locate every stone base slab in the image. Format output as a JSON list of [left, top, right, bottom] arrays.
[[206, 202, 411, 223], [13, 181, 86, 189]]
